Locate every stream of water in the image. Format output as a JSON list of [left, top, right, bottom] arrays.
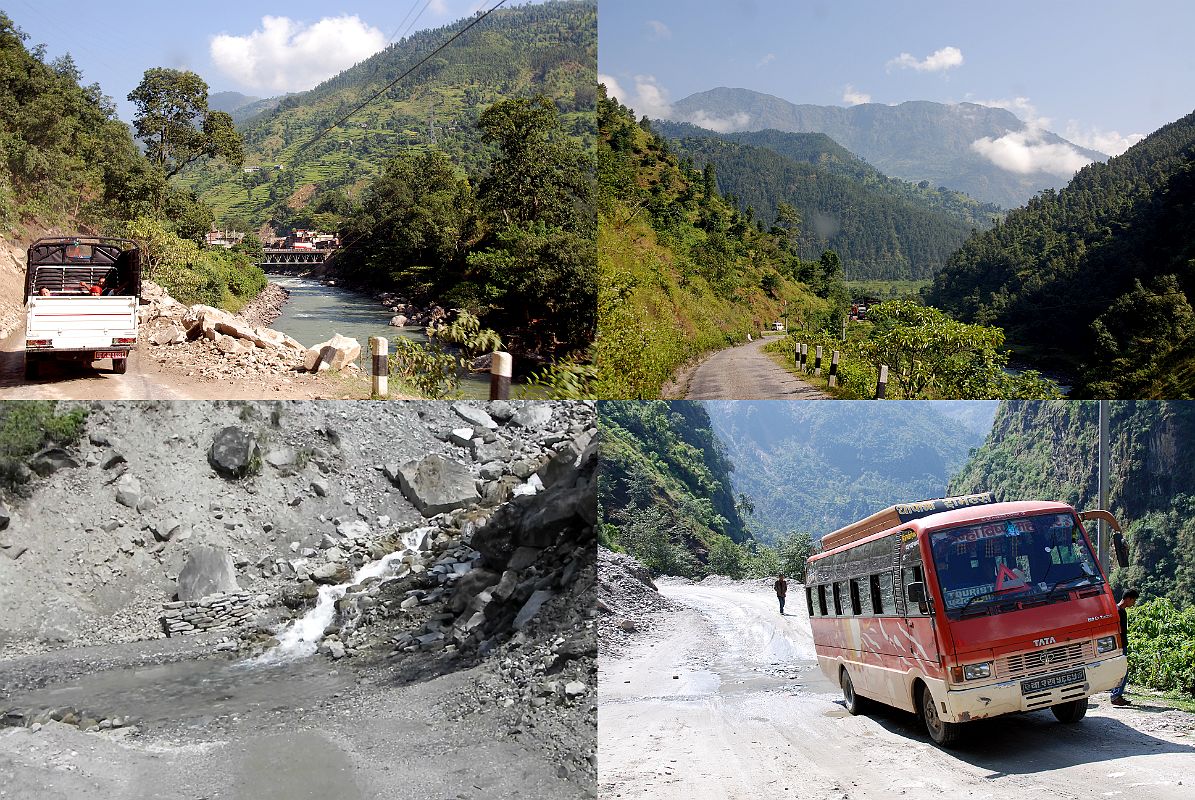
[[266, 275, 496, 398]]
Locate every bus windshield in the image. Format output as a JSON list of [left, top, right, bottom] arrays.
[[929, 512, 1102, 616]]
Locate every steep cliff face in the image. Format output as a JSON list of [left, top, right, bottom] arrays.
[[950, 401, 1195, 605]]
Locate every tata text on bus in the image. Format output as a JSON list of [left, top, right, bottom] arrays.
[[805, 493, 1127, 746]]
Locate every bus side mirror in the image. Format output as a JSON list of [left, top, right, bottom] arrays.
[[906, 582, 926, 605]]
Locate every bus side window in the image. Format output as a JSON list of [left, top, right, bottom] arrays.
[[806, 586, 815, 617], [817, 584, 828, 616], [903, 565, 928, 615], [869, 574, 883, 614], [849, 578, 862, 615], [832, 582, 843, 616]]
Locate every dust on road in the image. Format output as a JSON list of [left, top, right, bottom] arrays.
[[678, 338, 828, 400], [600, 578, 1195, 800]]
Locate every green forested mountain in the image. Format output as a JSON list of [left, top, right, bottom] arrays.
[[656, 129, 980, 280], [670, 88, 1105, 209], [654, 120, 1002, 230], [704, 400, 994, 544], [950, 401, 1195, 607], [207, 91, 281, 124], [596, 88, 843, 397], [926, 110, 1195, 397], [598, 401, 754, 575], [185, 1, 596, 231]]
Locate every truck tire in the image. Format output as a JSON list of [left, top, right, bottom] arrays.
[[1051, 698, 1088, 723], [112, 357, 128, 375], [919, 684, 963, 746], [24, 354, 38, 380], [841, 668, 870, 715]]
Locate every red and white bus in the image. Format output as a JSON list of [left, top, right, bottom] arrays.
[[805, 493, 1127, 745]]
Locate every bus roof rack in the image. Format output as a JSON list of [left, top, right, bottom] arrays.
[[821, 492, 996, 551]]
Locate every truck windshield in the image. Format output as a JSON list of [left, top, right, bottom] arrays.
[[929, 512, 1102, 616]]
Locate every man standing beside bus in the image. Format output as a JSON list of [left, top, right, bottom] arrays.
[[774, 574, 788, 615], [1110, 588, 1139, 707]]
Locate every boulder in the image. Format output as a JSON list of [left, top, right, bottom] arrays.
[[304, 334, 361, 372], [114, 474, 142, 509], [28, 448, 80, 477], [265, 447, 298, 474], [389, 315, 408, 327], [150, 324, 186, 346], [513, 589, 554, 630], [311, 562, 350, 584], [208, 427, 261, 479], [0, 501, 9, 531], [510, 404, 553, 429], [396, 454, 480, 517], [452, 402, 498, 430], [177, 545, 240, 600]]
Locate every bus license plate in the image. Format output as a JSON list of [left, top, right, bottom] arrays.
[[94, 351, 125, 360], [1021, 668, 1086, 695]]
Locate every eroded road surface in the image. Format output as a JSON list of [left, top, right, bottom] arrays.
[[600, 578, 1195, 799], [683, 338, 827, 399]]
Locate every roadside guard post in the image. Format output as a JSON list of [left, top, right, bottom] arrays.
[[370, 336, 388, 397], [875, 364, 888, 399], [829, 350, 840, 387], [814, 345, 823, 376], [800, 343, 809, 372], [491, 351, 512, 400]]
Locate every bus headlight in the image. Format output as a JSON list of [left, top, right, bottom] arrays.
[[1096, 636, 1117, 653], [963, 662, 992, 681]]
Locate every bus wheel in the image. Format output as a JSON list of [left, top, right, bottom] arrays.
[[919, 684, 962, 746], [1051, 699, 1088, 723], [841, 669, 870, 715], [112, 357, 128, 375]]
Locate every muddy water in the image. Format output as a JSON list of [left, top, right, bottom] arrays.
[[3, 655, 358, 732]]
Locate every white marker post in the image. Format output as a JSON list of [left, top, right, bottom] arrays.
[[369, 336, 388, 398], [491, 351, 512, 400]]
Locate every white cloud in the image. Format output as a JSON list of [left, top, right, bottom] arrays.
[[966, 97, 1094, 177], [210, 15, 387, 93], [888, 45, 964, 72], [596, 73, 751, 132], [646, 20, 671, 40], [1064, 123, 1144, 157], [842, 85, 871, 105], [757, 53, 776, 68]]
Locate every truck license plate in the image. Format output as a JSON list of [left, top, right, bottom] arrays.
[[94, 351, 126, 360], [1021, 668, 1086, 695]]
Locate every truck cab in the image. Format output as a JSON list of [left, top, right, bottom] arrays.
[[23, 237, 141, 379]]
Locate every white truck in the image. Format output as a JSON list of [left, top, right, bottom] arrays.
[[23, 237, 141, 379]]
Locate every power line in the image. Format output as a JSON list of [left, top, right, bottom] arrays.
[[290, 0, 508, 161], [386, 0, 431, 44]]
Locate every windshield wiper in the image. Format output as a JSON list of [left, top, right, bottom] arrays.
[[957, 590, 1001, 616], [1048, 575, 1096, 593]]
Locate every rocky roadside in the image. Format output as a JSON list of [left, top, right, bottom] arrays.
[[0, 400, 597, 793], [597, 546, 683, 657]]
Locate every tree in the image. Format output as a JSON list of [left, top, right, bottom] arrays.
[[777, 531, 813, 581], [128, 68, 243, 180], [736, 492, 756, 517]]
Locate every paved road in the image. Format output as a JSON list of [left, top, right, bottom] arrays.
[[684, 337, 828, 399], [600, 579, 1195, 800]]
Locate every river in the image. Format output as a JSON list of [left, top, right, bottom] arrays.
[[267, 275, 508, 399]]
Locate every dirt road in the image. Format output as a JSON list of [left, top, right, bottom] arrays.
[[680, 338, 827, 399], [600, 579, 1195, 799]]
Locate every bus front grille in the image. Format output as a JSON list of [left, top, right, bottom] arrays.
[[999, 641, 1092, 679]]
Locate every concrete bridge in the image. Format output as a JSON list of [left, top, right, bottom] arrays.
[[257, 248, 333, 273]]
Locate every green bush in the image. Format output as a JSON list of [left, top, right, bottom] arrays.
[[1127, 598, 1195, 696], [0, 402, 88, 494]]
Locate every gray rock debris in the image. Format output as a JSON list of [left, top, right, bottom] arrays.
[[114, 474, 142, 509], [452, 402, 498, 430]]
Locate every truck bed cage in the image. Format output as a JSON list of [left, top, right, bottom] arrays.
[[25, 237, 142, 298]]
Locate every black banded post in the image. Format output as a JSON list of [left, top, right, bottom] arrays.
[[875, 364, 888, 399], [800, 343, 808, 373], [490, 351, 512, 400], [369, 336, 388, 398], [814, 345, 823, 377], [829, 350, 840, 387]]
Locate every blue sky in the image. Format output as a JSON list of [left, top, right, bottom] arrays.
[[5, 0, 535, 122], [599, 0, 1195, 156]]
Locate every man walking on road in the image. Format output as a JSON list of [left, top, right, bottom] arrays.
[[774, 574, 788, 615], [1110, 588, 1139, 707]]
